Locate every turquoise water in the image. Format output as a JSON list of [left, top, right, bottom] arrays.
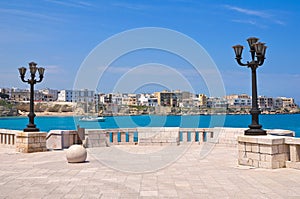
[[0, 114, 299, 137]]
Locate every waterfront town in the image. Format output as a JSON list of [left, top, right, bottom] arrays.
[[0, 87, 298, 116]]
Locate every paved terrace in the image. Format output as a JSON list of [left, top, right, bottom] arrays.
[[1, 144, 300, 199]]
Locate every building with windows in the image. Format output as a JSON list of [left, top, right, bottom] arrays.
[[10, 88, 43, 101], [207, 97, 228, 109], [226, 94, 251, 108], [154, 90, 177, 107], [39, 88, 58, 101], [258, 96, 274, 110], [57, 89, 95, 103]]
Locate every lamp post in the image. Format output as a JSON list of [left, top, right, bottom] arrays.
[[232, 37, 267, 136], [18, 62, 45, 132]]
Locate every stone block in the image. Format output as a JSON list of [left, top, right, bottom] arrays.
[[251, 144, 259, 153], [245, 143, 252, 152], [253, 159, 259, 168], [259, 161, 273, 169], [237, 136, 258, 144], [278, 144, 289, 153], [238, 142, 245, 151], [246, 152, 260, 160], [238, 157, 253, 166], [257, 136, 285, 145], [259, 145, 278, 155], [285, 137, 295, 144], [286, 161, 300, 169]]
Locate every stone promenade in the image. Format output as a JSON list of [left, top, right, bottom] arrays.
[[1, 144, 300, 198]]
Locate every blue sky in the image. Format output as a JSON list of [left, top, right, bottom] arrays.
[[0, 0, 299, 102]]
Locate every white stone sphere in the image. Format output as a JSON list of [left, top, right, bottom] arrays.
[[66, 145, 87, 163]]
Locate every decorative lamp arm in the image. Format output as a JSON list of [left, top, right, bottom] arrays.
[[235, 58, 248, 67]]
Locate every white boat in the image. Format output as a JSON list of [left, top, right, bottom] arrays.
[[79, 116, 105, 122]]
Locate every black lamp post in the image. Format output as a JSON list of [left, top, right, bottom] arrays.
[[18, 62, 45, 132], [232, 37, 267, 136]]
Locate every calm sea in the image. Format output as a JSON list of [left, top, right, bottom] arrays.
[[0, 114, 299, 137]]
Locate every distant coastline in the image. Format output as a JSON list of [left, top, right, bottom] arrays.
[[16, 110, 300, 117], [0, 100, 299, 117]]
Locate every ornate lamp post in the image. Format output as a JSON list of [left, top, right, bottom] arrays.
[[18, 62, 45, 132], [232, 37, 267, 136]]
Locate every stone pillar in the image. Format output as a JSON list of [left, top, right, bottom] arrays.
[[128, 132, 134, 144], [16, 131, 47, 153], [190, 132, 195, 143], [237, 135, 289, 169], [182, 131, 188, 143], [199, 132, 204, 144], [112, 132, 118, 144], [120, 132, 126, 144]]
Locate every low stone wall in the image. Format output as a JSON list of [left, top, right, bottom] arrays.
[[138, 127, 180, 146], [46, 130, 82, 150], [217, 128, 294, 147]]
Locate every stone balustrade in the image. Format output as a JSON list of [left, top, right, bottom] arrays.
[[0, 129, 17, 148], [84, 127, 215, 148], [285, 137, 300, 169], [0, 129, 47, 152]]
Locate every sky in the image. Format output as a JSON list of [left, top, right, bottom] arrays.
[[0, 0, 299, 103]]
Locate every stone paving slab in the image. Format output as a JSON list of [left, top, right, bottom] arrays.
[[1, 145, 300, 198]]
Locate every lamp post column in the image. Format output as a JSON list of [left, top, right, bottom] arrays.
[[245, 65, 265, 135], [25, 78, 38, 131], [18, 62, 45, 132], [232, 37, 267, 136]]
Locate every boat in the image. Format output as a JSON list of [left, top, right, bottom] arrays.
[[79, 116, 105, 122]]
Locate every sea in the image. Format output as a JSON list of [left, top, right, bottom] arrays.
[[0, 114, 299, 137]]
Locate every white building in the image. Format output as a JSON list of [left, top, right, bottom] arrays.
[[226, 94, 252, 108], [57, 89, 95, 102], [207, 97, 228, 108]]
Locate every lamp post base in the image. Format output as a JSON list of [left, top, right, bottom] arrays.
[[23, 127, 40, 132], [245, 127, 267, 136]]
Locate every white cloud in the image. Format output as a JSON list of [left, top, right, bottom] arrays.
[[45, 0, 93, 8], [225, 5, 271, 18], [224, 5, 286, 26]]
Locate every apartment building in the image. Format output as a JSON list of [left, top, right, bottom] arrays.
[[154, 90, 177, 107], [57, 89, 95, 103], [226, 94, 252, 108]]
